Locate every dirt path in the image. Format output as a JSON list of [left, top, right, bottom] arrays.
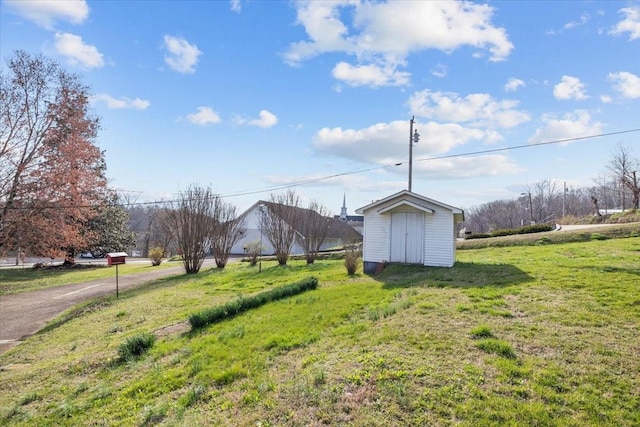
[[0, 258, 219, 355]]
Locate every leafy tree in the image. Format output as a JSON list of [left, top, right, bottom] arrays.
[[261, 190, 301, 266], [86, 193, 136, 257], [0, 51, 108, 261]]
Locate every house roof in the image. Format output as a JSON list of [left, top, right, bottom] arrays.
[[355, 190, 464, 220], [241, 200, 362, 241]]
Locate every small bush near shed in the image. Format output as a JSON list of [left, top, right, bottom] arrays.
[[344, 243, 361, 275]]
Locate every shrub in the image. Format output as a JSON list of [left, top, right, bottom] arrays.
[[243, 239, 265, 266], [465, 232, 492, 240], [466, 224, 553, 240], [189, 277, 318, 329], [148, 247, 164, 266], [344, 243, 361, 275], [609, 209, 640, 223], [118, 332, 156, 361]]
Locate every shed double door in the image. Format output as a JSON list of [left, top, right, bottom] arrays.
[[390, 212, 424, 264]]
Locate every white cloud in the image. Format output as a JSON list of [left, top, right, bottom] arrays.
[[412, 154, 522, 178], [431, 64, 448, 78], [528, 110, 603, 145], [284, 1, 513, 86], [304, 121, 521, 182], [4, 0, 89, 29], [230, 0, 241, 13], [53, 33, 104, 68], [504, 78, 525, 92], [564, 13, 590, 30], [249, 110, 278, 128], [609, 6, 640, 40], [92, 94, 150, 110], [409, 90, 530, 130], [553, 75, 588, 100], [332, 62, 410, 87], [608, 71, 640, 99], [312, 120, 491, 166], [163, 35, 202, 74], [600, 95, 613, 104], [187, 107, 221, 125]]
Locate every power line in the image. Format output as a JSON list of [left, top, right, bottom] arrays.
[[415, 128, 640, 164], [4, 127, 639, 211]]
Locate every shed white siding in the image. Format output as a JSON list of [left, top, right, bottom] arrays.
[[361, 210, 390, 263], [423, 206, 456, 267], [357, 190, 463, 271]]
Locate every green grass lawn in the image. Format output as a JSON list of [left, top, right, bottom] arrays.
[[1, 237, 639, 426], [0, 260, 180, 296]]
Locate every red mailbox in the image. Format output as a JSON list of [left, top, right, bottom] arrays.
[[107, 252, 127, 266]]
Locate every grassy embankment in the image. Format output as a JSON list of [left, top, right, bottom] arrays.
[[0, 229, 639, 426]]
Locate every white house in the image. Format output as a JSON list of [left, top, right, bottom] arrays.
[[231, 201, 362, 255], [355, 190, 464, 273]]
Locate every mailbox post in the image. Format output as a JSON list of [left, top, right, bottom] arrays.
[[107, 252, 127, 298]]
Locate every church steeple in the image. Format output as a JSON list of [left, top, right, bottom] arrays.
[[340, 193, 348, 220]]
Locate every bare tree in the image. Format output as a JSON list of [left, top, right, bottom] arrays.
[[592, 174, 617, 215], [531, 180, 560, 223], [261, 189, 301, 265], [463, 199, 522, 232], [607, 144, 639, 209], [166, 184, 216, 274], [296, 199, 331, 264], [210, 197, 246, 269]]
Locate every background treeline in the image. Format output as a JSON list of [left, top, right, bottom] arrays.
[[462, 145, 640, 233]]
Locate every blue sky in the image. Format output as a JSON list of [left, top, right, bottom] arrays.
[[1, 0, 639, 216]]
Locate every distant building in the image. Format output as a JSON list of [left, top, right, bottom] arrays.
[[231, 200, 362, 255], [334, 194, 364, 235]]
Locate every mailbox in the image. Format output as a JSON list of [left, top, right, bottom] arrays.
[[107, 252, 128, 266]]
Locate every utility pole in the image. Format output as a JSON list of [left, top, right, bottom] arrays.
[[562, 181, 567, 218], [408, 117, 420, 192], [521, 192, 534, 224]]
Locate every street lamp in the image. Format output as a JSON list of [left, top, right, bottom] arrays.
[[258, 203, 265, 273], [521, 192, 534, 225], [408, 116, 420, 192]]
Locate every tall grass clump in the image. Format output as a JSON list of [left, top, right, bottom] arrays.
[[470, 324, 493, 339], [117, 332, 156, 362], [475, 338, 516, 359], [189, 277, 318, 329]]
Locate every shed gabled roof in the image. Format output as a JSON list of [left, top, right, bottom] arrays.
[[355, 190, 463, 219]]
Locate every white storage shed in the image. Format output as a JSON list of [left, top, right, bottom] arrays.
[[356, 190, 464, 273]]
